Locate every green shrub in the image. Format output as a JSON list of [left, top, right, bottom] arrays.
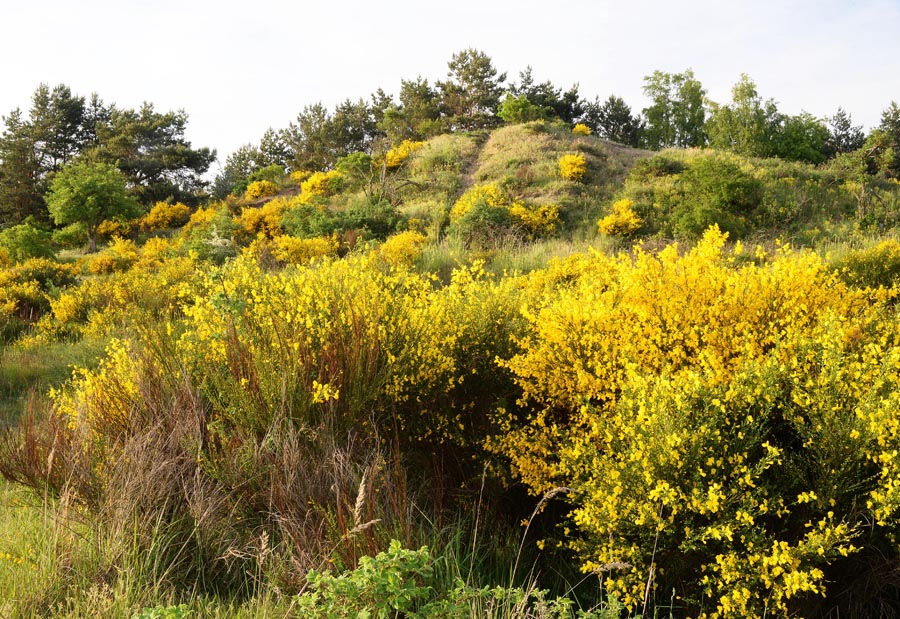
[[831, 239, 900, 288], [0, 221, 54, 263], [294, 540, 623, 619]]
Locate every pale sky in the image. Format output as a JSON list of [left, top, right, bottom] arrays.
[[2, 0, 898, 174]]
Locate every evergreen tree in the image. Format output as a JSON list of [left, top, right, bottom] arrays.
[[0, 109, 43, 226], [89, 103, 216, 205], [826, 107, 865, 156], [438, 49, 506, 130], [582, 95, 644, 147], [509, 66, 584, 123]]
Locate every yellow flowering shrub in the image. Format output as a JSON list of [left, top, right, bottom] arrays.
[[571, 123, 591, 136], [269, 234, 339, 265], [597, 198, 642, 236], [300, 170, 342, 201], [831, 239, 900, 289], [384, 139, 426, 169], [491, 227, 900, 617], [83, 237, 140, 275], [96, 219, 132, 242], [449, 184, 509, 222], [237, 196, 291, 239], [290, 169, 312, 185], [245, 179, 279, 200], [0, 258, 78, 336], [558, 153, 587, 182], [377, 231, 428, 267], [184, 205, 219, 230], [29, 255, 198, 344], [508, 202, 560, 237], [142, 201, 192, 231]]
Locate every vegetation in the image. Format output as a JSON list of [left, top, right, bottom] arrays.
[[3, 50, 900, 619]]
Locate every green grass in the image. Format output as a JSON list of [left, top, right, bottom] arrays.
[[0, 338, 107, 425]]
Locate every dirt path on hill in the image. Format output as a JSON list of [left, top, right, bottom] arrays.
[[455, 133, 491, 200]]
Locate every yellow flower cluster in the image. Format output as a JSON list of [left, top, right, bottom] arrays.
[[597, 198, 642, 236], [184, 205, 220, 230], [0, 258, 78, 326], [558, 153, 587, 181], [491, 227, 900, 617], [377, 230, 428, 267], [238, 197, 290, 239], [96, 219, 132, 241], [269, 234, 338, 265], [384, 139, 426, 169], [450, 184, 559, 237], [449, 183, 509, 222], [83, 237, 140, 275], [245, 180, 279, 200], [299, 170, 342, 202], [571, 123, 592, 136], [290, 169, 312, 185], [142, 201, 192, 231], [508, 202, 560, 236]]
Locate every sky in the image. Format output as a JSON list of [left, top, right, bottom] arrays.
[[2, 0, 899, 175]]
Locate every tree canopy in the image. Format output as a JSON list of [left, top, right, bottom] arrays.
[[45, 160, 139, 251]]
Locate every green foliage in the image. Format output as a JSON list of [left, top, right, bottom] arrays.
[[498, 94, 548, 124], [294, 540, 435, 619], [294, 540, 623, 619], [46, 160, 140, 251], [0, 109, 45, 226], [672, 153, 761, 238], [248, 163, 286, 184], [830, 239, 900, 288], [438, 48, 507, 131], [132, 605, 193, 619], [826, 108, 865, 157], [507, 66, 584, 125], [580, 95, 643, 147], [641, 69, 706, 149], [51, 222, 88, 249], [449, 198, 516, 247], [0, 220, 54, 263], [89, 103, 216, 205], [707, 74, 774, 156], [773, 112, 830, 164], [282, 197, 406, 241], [616, 148, 896, 240]]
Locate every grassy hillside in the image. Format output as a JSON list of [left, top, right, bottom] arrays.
[[4, 122, 900, 618]]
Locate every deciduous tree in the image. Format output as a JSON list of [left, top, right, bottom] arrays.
[[45, 160, 140, 252], [642, 69, 706, 149], [706, 74, 780, 157]]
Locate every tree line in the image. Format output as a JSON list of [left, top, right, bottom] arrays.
[[218, 50, 899, 198], [1, 49, 898, 235], [0, 84, 214, 230]]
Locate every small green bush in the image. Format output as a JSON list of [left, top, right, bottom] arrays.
[[294, 540, 623, 619], [831, 239, 900, 289], [0, 221, 55, 263]]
